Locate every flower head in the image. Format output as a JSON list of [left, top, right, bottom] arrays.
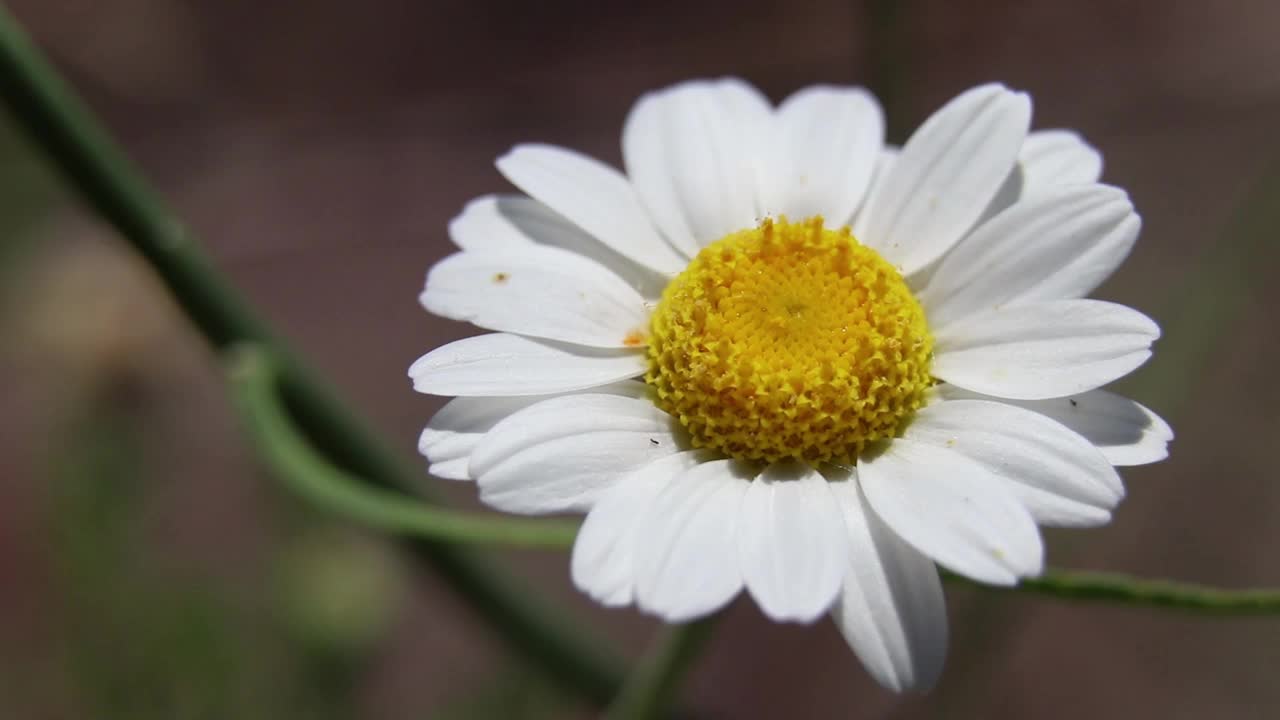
[[410, 80, 1171, 691]]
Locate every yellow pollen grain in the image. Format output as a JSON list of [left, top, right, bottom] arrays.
[[645, 216, 933, 464]]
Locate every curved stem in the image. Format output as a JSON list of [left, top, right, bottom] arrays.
[[0, 7, 622, 704], [605, 615, 720, 720], [228, 344, 580, 548]]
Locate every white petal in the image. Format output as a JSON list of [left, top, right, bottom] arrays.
[[827, 475, 947, 693], [623, 78, 771, 254], [448, 195, 671, 299], [448, 195, 530, 252], [922, 185, 1141, 328], [471, 394, 681, 514], [937, 385, 1172, 466], [850, 146, 897, 232], [757, 86, 884, 227], [1021, 130, 1103, 195], [864, 146, 898, 201], [418, 381, 648, 480], [425, 457, 470, 481], [421, 245, 649, 348], [635, 459, 754, 621], [859, 438, 1044, 586], [419, 396, 539, 480], [409, 333, 645, 397], [737, 463, 849, 623], [571, 451, 712, 607], [983, 127, 1103, 221], [933, 299, 1160, 400], [856, 84, 1031, 274], [972, 164, 1025, 230], [905, 398, 1122, 527], [496, 144, 686, 274]]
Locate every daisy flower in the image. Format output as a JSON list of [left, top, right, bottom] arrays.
[[409, 79, 1171, 691]]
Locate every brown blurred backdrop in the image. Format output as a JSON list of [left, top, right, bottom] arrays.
[[0, 1, 1277, 718]]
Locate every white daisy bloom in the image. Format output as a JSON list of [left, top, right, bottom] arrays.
[[409, 79, 1171, 692]]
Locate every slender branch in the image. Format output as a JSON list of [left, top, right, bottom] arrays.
[[953, 569, 1280, 615], [0, 7, 623, 705], [605, 615, 720, 720], [228, 344, 580, 548]]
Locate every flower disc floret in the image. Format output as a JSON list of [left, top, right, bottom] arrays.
[[645, 217, 934, 464]]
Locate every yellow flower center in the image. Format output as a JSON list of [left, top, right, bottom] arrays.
[[645, 217, 933, 464]]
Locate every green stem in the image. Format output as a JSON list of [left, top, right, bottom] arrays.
[[605, 615, 720, 720], [953, 569, 1280, 615], [228, 345, 580, 549], [0, 6, 622, 705]]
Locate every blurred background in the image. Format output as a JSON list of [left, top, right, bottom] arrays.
[[1, 0, 1277, 717]]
